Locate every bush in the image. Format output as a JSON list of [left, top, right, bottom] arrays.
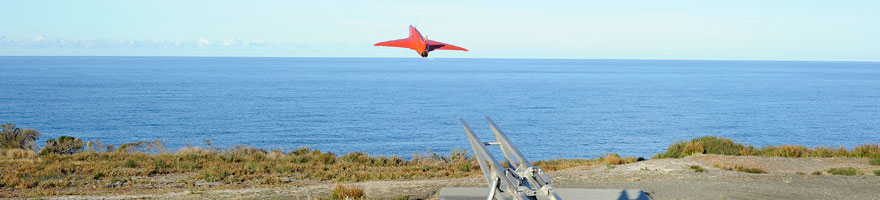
[[718, 164, 765, 174], [654, 136, 879, 159], [448, 148, 469, 161], [874, 170, 880, 176], [329, 185, 364, 200], [39, 136, 85, 155], [761, 145, 809, 157], [121, 159, 138, 168], [689, 165, 706, 172], [852, 144, 880, 158], [735, 165, 766, 174], [0, 123, 40, 150], [341, 152, 373, 164], [654, 136, 755, 158], [870, 157, 880, 166], [827, 167, 862, 176]]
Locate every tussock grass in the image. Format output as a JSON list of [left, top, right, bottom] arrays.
[[688, 165, 706, 172], [827, 167, 862, 176], [715, 164, 766, 174], [598, 153, 639, 165], [1, 148, 35, 160], [654, 136, 880, 159], [533, 159, 598, 171], [329, 185, 365, 200], [869, 157, 880, 166]]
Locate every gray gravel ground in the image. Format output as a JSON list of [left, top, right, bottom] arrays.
[[44, 154, 880, 200]]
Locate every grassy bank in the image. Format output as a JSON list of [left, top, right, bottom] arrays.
[[654, 136, 880, 159]]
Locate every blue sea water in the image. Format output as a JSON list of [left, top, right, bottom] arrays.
[[1, 56, 879, 159]]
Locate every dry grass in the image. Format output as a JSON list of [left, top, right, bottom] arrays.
[[714, 164, 766, 174], [329, 185, 365, 200], [533, 159, 598, 171], [0, 144, 483, 197], [598, 153, 639, 165], [0, 143, 602, 198], [655, 136, 880, 159], [1, 148, 35, 160], [688, 165, 707, 172], [827, 167, 862, 176]]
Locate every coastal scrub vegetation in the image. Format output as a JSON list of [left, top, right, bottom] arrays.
[[0, 123, 606, 197], [826, 167, 862, 176], [2, 123, 879, 197], [688, 165, 707, 172], [654, 136, 880, 159], [714, 164, 766, 174], [869, 157, 880, 166], [329, 185, 365, 200], [1, 123, 40, 150]]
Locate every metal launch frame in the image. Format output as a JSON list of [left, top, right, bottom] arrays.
[[460, 117, 562, 200]]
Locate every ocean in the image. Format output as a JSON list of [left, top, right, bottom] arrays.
[[1, 56, 878, 159]]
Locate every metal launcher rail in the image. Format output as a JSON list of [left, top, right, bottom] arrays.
[[460, 117, 562, 200]]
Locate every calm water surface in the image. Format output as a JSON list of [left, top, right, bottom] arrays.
[[1, 57, 878, 159]]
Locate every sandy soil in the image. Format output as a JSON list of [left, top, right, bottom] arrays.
[[32, 154, 880, 200]]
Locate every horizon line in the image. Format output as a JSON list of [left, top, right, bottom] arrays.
[[0, 55, 877, 63]]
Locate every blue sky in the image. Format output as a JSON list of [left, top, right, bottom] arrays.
[[1, 1, 878, 61]]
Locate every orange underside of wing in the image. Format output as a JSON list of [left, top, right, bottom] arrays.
[[374, 38, 411, 49], [427, 40, 468, 51]]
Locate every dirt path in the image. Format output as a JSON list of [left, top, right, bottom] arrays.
[[41, 155, 880, 200]]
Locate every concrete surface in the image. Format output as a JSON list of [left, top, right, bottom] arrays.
[[438, 187, 651, 200]]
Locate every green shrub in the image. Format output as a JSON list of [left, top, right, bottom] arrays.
[[341, 152, 373, 163], [0, 123, 40, 150], [869, 157, 880, 166], [448, 148, 469, 161], [689, 165, 706, 172], [654, 136, 755, 158], [121, 159, 138, 168], [718, 164, 766, 174], [760, 145, 809, 157], [874, 170, 880, 176], [39, 136, 85, 155], [93, 172, 104, 179], [812, 171, 823, 175], [456, 162, 472, 172], [852, 144, 880, 158], [827, 167, 862, 176]]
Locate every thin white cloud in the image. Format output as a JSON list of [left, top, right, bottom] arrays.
[[0, 35, 320, 55], [198, 37, 211, 47], [221, 38, 240, 46]]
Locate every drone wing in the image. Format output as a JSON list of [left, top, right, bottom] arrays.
[[427, 40, 468, 51], [374, 38, 411, 48]]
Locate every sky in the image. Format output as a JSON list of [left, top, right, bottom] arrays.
[[1, 0, 878, 61]]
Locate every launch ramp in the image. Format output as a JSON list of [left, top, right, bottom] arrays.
[[452, 117, 651, 200]]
